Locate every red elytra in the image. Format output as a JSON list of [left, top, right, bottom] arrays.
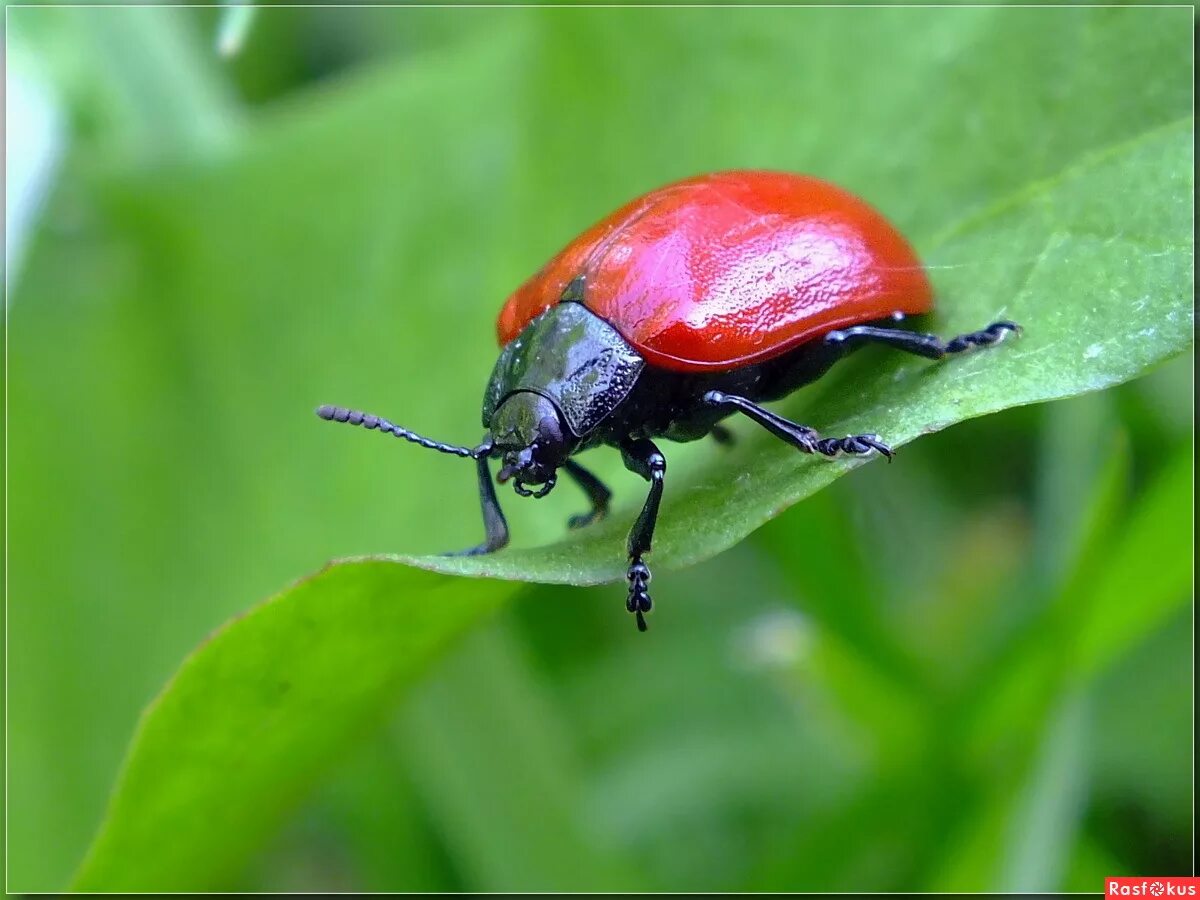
[[497, 170, 933, 372]]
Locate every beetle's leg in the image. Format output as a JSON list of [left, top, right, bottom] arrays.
[[445, 452, 510, 556], [710, 423, 736, 447], [620, 438, 667, 632], [703, 392, 893, 461], [562, 459, 612, 530], [823, 320, 1020, 360]]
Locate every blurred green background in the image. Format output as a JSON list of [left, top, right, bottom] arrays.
[[6, 4, 1193, 892]]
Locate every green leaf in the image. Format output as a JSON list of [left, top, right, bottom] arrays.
[[391, 115, 1196, 586], [71, 562, 518, 891]]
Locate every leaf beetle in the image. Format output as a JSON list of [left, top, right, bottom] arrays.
[[319, 170, 1019, 631]]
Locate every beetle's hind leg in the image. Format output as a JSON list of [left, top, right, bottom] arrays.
[[823, 320, 1020, 360], [703, 392, 894, 461], [562, 459, 612, 530]]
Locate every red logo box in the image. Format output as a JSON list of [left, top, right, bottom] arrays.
[[1107, 878, 1200, 897]]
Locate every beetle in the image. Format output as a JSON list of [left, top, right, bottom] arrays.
[[318, 170, 1018, 631]]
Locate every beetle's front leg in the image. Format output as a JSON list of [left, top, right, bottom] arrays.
[[620, 438, 666, 632], [445, 451, 509, 556]]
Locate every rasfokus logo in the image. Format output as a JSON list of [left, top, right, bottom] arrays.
[[1106, 878, 1200, 897]]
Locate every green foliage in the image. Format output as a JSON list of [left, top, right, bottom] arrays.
[[8, 5, 1193, 893], [73, 565, 517, 891]]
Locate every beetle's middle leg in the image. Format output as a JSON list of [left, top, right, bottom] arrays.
[[702, 391, 893, 461], [620, 438, 666, 632], [823, 320, 1020, 360]]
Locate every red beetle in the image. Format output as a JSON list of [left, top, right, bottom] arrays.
[[320, 171, 1018, 630]]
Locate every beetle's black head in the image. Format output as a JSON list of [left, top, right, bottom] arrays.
[[489, 391, 570, 498]]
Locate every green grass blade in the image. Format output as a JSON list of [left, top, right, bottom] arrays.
[[998, 688, 1091, 892], [400, 626, 645, 891], [1072, 448, 1193, 678]]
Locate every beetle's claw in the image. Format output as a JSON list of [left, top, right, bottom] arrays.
[[859, 434, 894, 461], [992, 320, 1022, 338]]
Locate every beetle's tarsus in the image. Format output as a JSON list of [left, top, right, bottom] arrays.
[[814, 433, 894, 461], [562, 459, 612, 531], [945, 320, 1021, 353], [568, 510, 604, 530], [627, 558, 652, 631]]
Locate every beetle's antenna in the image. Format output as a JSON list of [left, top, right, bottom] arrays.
[[316, 405, 489, 459]]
